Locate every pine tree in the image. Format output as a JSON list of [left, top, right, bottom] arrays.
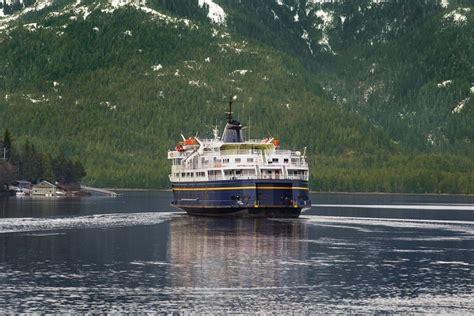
[[2, 129, 12, 161]]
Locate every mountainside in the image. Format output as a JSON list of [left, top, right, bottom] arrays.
[[0, 0, 473, 193]]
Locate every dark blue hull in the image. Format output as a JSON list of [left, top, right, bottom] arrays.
[[171, 179, 311, 218]]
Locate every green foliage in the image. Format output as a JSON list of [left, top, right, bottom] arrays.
[[2, 129, 12, 161], [52, 152, 86, 184], [2, 130, 86, 184], [0, 161, 16, 190], [0, 2, 472, 193], [312, 153, 474, 194]]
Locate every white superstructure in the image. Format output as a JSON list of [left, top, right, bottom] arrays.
[[168, 127, 309, 183]]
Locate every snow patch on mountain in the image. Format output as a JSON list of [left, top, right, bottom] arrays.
[[74, 4, 94, 20], [315, 9, 333, 27], [314, 9, 335, 54], [198, 0, 226, 25], [188, 80, 208, 88], [271, 9, 279, 20], [231, 69, 251, 76], [151, 64, 163, 72], [437, 80, 452, 88], [23, 22, 40, 31], [100, 101, 117, 111], [443, 8, 471, 25], [24, 94, 49, 104], [103, 0, 192, 26], [0, 0, 53, 31], [301, 29, 314, 55], [452, 97, 469, 114]]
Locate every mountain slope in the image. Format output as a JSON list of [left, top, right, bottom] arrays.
[[0, 0, 472, 193]]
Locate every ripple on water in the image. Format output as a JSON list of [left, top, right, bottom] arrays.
[[0, 212, 177, 234]]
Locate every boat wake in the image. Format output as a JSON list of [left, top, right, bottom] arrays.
[[301, 215, 474, 235], [0, 212, 179, 234], [311, 203, 474, 211]]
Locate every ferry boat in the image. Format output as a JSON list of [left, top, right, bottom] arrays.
[[168, 98, 311, 218]]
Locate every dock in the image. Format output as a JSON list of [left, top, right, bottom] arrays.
[[81, 185, 118, 197]]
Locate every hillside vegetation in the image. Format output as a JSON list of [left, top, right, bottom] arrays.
[[0, 0, 472, 193]]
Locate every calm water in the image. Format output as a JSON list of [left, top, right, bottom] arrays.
[[0, 191, 473, 313]]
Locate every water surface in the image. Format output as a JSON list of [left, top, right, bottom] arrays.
[[0, 191, 473, 313]]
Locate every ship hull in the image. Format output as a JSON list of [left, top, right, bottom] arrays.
[[171, 179, 310, 218], [178, 206, 302, 218]]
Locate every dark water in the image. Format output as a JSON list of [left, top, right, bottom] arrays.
[[0, 191, 473, 313]]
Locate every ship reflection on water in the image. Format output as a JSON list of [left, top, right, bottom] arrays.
[[168, 217, 308, 289]]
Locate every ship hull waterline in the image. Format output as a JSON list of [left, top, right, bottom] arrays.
[[171, 179, 311, 218]]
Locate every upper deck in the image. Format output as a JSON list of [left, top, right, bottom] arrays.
[[168, 97, 309, 183], [168, 139, 309, 182]]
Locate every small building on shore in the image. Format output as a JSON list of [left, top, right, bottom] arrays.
[[14, 180, 32, 196], [15, 180, 32, 191], [32, 180, 57, 197]]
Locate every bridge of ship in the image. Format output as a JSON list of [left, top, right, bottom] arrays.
[[169, 142, 308, 182]]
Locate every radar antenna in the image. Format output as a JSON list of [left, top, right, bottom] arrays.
[[225, 94, 238, 123]]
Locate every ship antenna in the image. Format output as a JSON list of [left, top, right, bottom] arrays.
[[222, 94, 240, 123], [227, 95, 234, 123]]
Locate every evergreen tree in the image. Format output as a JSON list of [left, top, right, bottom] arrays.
[[2, 129, 12, 161]]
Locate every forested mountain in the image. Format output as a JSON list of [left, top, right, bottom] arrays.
[[0, 0, 472, 193]]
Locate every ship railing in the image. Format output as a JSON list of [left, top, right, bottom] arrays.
[[172, 161, 308, 172], [217, 149, 295, 155], [218, 149, 264, 155], [171, 174, 308, 182], [221, 175, 307, 181]]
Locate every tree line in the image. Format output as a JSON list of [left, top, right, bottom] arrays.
[[0, 129, 86, 191]]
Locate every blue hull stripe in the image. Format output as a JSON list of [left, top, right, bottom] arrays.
[[173, 186, 309, 191], [171, 179, 311, 213]]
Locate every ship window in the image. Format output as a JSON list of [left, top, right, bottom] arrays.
[[236, 170, 242, 175], [272, 158, 278, 163], [291, 158, 297, 163], [235, 158, 241, 163], [181, 173, 185, 177], [223, 158, 230, 164], [284, 158, 289, 163], [247, 158, 254, 163]]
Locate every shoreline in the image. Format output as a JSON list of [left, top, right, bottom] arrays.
[[101, 188, 474, 197]]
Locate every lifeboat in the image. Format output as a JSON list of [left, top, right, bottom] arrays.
[[184, 137, 198, 146], [271, 139, 281, 147], [176, 137, 200, 152], [262, 137, 281, 148]]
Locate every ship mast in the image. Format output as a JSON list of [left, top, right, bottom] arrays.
[[226, 95, 236, 123], [221, 95, 244, 143]]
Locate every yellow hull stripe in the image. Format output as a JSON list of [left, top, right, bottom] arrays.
[[172, 186, 309, 191]]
